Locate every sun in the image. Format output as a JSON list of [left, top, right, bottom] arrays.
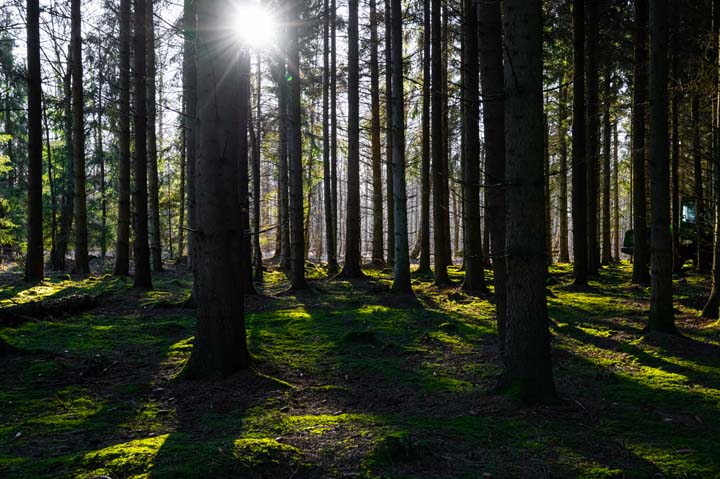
[[231, 2, 278, 49]]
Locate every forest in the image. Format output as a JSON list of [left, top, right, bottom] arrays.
[[1, 0, 720, 477]]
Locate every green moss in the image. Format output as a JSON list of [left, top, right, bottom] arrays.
[[79, 434, 168, 479]]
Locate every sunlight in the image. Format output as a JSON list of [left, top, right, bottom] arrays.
[[231, 1, 277, 49]]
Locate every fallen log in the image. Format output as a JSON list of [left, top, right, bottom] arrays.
[[0, 294, 98, 327]]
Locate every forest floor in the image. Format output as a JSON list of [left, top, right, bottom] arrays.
[[1, 261, 720, 478]]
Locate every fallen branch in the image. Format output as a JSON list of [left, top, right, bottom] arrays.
[[0, 294, 99, 327]]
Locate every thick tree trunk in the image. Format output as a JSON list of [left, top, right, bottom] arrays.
[[183, 0, 197, 273], [558, 77, 570, 263], [114, 0, 131, 276], [288, 0, 307, 289], [479, 0, 506, 346], [384, 0, 395, 268], [133, 0, 153, 289], [389, 0, 411, 293], [417, 0, 431, 276], [183, 0, 250, 378], [71, 0, 89, 274], [25, 0, 43, 283], [647, 0, 675, 333], [146, 1, 163, 273], [545, 115, 552, 265], [670, 6, 681, 273], [370, 0, 384, 266], [341, 0, 364, 278], [572, 0, 588, 286], [461, 0, 483, 292], [632, 0, 650, 285], [497, 0, 556, 404], [602, 62, 613, 264], [586, 0, 600, 274]]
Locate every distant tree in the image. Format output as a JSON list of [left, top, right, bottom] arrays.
[[146, 0, 163, 273], [252, 55, 263, 282], [602, 60, 613, 265], [322, 0, 336, 276], [329, 0, 339, 275], [417, 0, 431, 276], [182, 0, 197, 273], [25, 0, 43, 283], [572, 0, 588, 286], [183, 0, 250, 378], [497, 0, 556, 403], [370, 0, 384, 266], [558, 77, 570, 263]]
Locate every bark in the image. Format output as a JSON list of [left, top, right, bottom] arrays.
[[72, 0, 90, 274], [670, 5, 680, 273], [288, 0, 307, 289], [146, 0, 163, 273], [692, 96, 707, 271], [418, 0, 432, 275], [322, 0, 336, 275], [632, 0, 650, 285], [497, 0, 556, 404], [96, 61, 107, 261], [275, 57, 291, 272], [252, 55, 263, 282], [572, 0, 588, 286], [25, 0, 43, 283], [184, 0, 197, 272], [341, 0, 364, 278], [183, 0, 250, 378], [114, 0, 131, 276], [133, 0, 153, 289], [647, 0, 675, 333], [602, 62, 612, 264], [329, 0, 339, 274], [461, 0, 483, 291], [479, 0, 506, 348], [370, 0, 384, 266], [587, 0, 600, 274], [613, 122, 620, 260], [389, 0, 411, 293], [240, 54, 257, 295], [544, 114, 552, 265], [558, 76, 570, 263], [384, 0, 395, 267]]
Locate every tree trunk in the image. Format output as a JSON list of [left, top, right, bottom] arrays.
[[586, 0, 600, 274], [572, 0, 588, 286], [253, 55, 263, 282], [146, 0, 163, 273], [183, 0, 250, 378], [384, 0, 395, 268], [72, 0, 89, 274], [647, 0, 675, 333], [322, 0, 336, 275], [133, 0, 153, 289], [288, 0, 308, 289], [461, 0, 483, 292], [602, 61, 613, 264], [274, 56, 291, 272], [632, 0, 650, 285], [497, 0, 556, 404], [43, 95, 57, 265], [390, 0, 411, 293], [25, 0, 43, 283], [613, 122, 620, 260], [417, 0, 432, 276], [114, 0, 131, 276], [370, 0, 384, 266], [341, 0, 364, 278], [240, 54, 257, 295], [183, 0, 197, 273], [692, 96, 707, 271], [329, 0, 339, 274], [52, 49, 73, 272], [558, 76, 570, 263]]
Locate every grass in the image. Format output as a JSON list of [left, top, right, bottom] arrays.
[[1, 261, 719, 478]]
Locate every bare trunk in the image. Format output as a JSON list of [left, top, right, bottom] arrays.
[[72, 0, 89, 274], [370, 0, 384, 266], [572, 0, 588, 285], [146, 0, 163, 272], [558, 77, 570, 263]]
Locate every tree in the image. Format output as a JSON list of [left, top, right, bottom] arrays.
[[329, 0, 339, 275], [384, 0, 395, 268], [461, 0, 483, 292], [182, 0, 197, 273], [370, 0, 384, 266], [71, 0, 90, 274], [389, 0, 411, 293], [183, 0, 251, 378], [572, 0, 588, 286], [558, 77, 570, 263], [25, 0, 43, 283], [586, 0, 600, 274], [240, 54, 257, 295], [417, 0, 432, 276], [632, 0, 650, 285], [647, 0, 675, 333], [341, 0, 364, 278], [322, 0, 336, 276], [602, 61, 613, 265], [252, 55, 263, 282], [479, 0, 506, 344], [147, 0, 163, 273], [497, 0, 556, 403], [133, 0, 152, 289], [288, 0, 307, 289]]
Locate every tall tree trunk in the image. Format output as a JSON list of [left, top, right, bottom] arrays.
[[146, 0, 163, 273], [613, 122, 620, 260], [558, 76, 570, 263], [544, 114, 552, 265], [288, 0, 308, 289], [72, 0, 89, 274], [52, 50, 73, 271], [25, 0, 43, 283], [632, 0, 650, 285], [479, 0, 506, 347], [461, 0, 483, 291], [43, 95, 57, 264], [115, 0, 131, 276], [322, 0, 336, 275], [183, 0, 250, 378], [586, 0, 600, 274], [183, 0, 197, 273], [602, 62, 613, 264], [341, 0, 364, 278], [275, 57, 291, 272], [96, 61, 107, 262], [252, 55, 263, 282], [178, 101, 186, 261], [647, 0, 675, 333], [389, 0, 411, 293], [370, 0, 384, 266], [432, 0, 450, 284], [670, 7, 681, 273], [417, 0, 431, 276], [133, 0, 152, 289], [240, 54, 257, 295], [497, 0, 556, 404], [329, 0, 339, 274], [692, 96, 706, 270], [572, 0, 588, 286], [384, 0, 395, 267]]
